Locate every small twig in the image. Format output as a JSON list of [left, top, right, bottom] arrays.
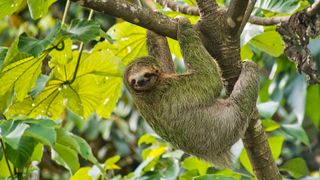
[[156, 0, 199, 16], [307, 0, 320, 16], [155, 0, 319, 26], [248, 16, 289, 25], [69, 9, 94, 84], [237, 0, 257, 36], [61, 0, 71, 25]]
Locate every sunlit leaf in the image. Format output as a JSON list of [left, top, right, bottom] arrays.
[[181, 156, 212, 175], [240, 44, 253, 60], [0, 0, 24, 19], [249, 31, 284, 57], [104, 155, 121, 170], [0, 154, 14, 177], [262, 119, 280, 132], [0, 55, 44, 101], [49, 38, 73, 66], [27, 0, 56, 19], [138, 134, 157, 146], [30, 143, 43, 161], [106, 22, 148, 65], [71, 167, 93, 180]]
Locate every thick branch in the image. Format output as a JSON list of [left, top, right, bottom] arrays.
[[71, 0, 178, 39], [226, 0, 250, 34], [196, 0, 219, 17], [243, 110, 282, 180]]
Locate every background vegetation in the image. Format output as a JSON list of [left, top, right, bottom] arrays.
[[0, 0, 319, 179]]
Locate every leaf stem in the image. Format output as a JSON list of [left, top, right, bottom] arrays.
[[69, 9, 94, 84], [62, 0, 71, 25]]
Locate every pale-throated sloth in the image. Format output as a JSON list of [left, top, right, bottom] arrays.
[[124, 18, 259, 167]]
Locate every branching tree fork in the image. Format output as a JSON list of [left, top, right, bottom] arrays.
[[70, 0, 320, 179]]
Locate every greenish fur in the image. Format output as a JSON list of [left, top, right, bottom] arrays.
[[124, 18, 259, 167]]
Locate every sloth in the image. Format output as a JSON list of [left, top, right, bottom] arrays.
[[123, 17, 259, 167]]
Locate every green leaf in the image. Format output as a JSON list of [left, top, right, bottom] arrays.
[[18, 23, 61, 57], [249, 31, 284, 57], [6, 136, 37, 168], [194, 175, 237, 180], [49, 38, 73, 66], [162, 150, 184, 159], [255, 0, 300, 14], [0, 39, 44, 101], [27, 0, 56, 19], [2, 122, 29, 149], [241, 23, 264, 46], [282, 124, 310, 147], [262, 119, 280, 132], [0, 0, 24, 19], [30, 143, 43, 161], [0, 47, 8, 70], [0, 154, 14, 177], [63, 19, 101, 43], [96, 77, 122, 119], [106, 22, 148, 64], [181, 156, 212, 175], [240, 44, 253, 60], [24, 123, 56, 146], [306, 86, 320, 127], [257, 101, 279, 119], [280, 158, 309, 178], [56, 128, 94, 160], [138, 134, 157, 146], [52, 143, 80, 174]]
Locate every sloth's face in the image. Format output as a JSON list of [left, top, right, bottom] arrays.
[[125, 63, 160, 92]]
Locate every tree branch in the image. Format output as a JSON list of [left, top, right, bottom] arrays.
[[237, 0, 257, 36], [71, 0, 178, 39], [156, 0, 199, 16], [307, 0, 320, 16], [226, 0, 250, 34]]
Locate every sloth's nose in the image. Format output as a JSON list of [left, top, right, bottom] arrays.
[[132, 77, 149, 87], [136, 78, 147, 86]]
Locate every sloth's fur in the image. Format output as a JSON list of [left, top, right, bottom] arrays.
[[124, 18, 259, 167]]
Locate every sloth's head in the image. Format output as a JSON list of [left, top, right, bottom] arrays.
[[124, 56, 161, 92]]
